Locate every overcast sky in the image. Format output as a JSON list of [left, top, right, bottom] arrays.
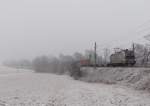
[[0, 0, 150, 61]]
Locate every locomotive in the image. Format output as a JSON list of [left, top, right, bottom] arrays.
[[108, 49, 136, 67]]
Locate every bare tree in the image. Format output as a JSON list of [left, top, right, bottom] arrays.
[[73, 52, 85, 61]]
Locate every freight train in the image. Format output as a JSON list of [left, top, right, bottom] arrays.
[[79, 45, 136, 67]]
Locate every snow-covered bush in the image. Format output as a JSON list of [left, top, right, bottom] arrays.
[[32, 55, 82, 79], [134, 75, 150, 91]]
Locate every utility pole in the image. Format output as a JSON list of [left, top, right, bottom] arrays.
[[132, 43, 135, 53], [94, 42, 97, 69]]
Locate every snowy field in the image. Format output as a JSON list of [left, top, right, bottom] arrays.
[[0, 66, 150, 106]]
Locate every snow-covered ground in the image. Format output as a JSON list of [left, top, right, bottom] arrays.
[[0, 66, 150, 106]]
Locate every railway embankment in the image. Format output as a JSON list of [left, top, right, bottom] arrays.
[[80, 67, 150, 91]]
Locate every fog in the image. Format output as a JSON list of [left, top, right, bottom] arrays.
[[0, 0, 150, 61]]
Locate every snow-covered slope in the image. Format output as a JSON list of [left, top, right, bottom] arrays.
[[81, 67, 150, 90], [0, 66, 149, 106]]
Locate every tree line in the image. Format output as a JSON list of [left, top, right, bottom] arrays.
[[3, 43, 150, 75]]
